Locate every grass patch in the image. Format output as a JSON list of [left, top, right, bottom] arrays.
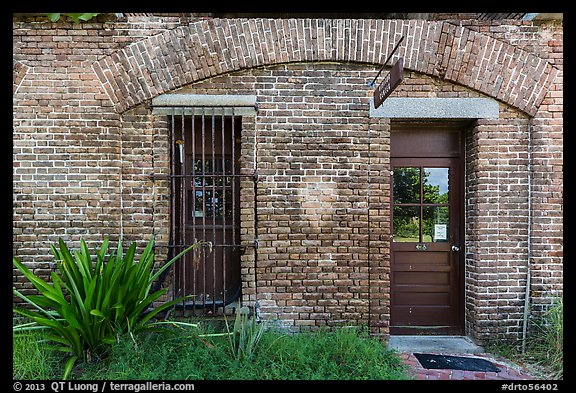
[[13, 327, 62, 379], [485, 298, 563, 380], [14, 322, 410, 380]]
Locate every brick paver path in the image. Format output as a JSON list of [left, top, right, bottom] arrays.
[[401, 352, 536, 380]]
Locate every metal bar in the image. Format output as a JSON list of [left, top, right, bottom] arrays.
[[221, 109, 227, 310], [167, 244, 248, 248], [252, 104, 259, 301], [211, 110, 217, 313], [522, 118, 533, 353], [170, 109, 177, 299], [184, 224, 241, 230], [369, 35, 405, 87], [253, 148, 259, 299], [181, 111, 187, 309], [231, 109, 236, 255], [191, 109, 197, 312], [201, 109, 207, 309], [152, 174, 251, 178]]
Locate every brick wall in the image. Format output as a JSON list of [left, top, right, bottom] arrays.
[[13, 14, 562, 341], [466, 113, 531, 340], [12, 14, 182, 295]]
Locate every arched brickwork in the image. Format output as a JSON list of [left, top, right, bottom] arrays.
[[93, 18, 559, 116]]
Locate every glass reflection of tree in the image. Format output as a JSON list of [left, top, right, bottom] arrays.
[[393, 167, 449, 242], [423, 169, 449, 242], [393, 168, 420, 204], [393, 168, 420, 241]]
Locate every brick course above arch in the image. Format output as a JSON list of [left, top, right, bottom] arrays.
[[92, 18, 559, 116]]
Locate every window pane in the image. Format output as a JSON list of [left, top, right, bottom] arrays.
[[423, 167, 449, 204], [393, 206, 420, 242], [193, 190, 203, 217], [225, 189, 233, 218], [393, 167, 420, 204], [423, 206, 449, 242], [193, 159, 213, 187], [205, 190, 214, 217]]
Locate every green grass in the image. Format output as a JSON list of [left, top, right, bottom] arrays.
[[13, 323, 410, 380], [485, 298, 563, 380], [13, 328, 62, 379]]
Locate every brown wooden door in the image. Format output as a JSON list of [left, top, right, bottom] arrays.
[[390, 125, 464, 335]]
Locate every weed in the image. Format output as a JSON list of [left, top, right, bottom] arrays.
[[527, 297, 563, 379], [223, 304, 266, 361], [18, 323, 410, 380], [485, 297, 563, 380]]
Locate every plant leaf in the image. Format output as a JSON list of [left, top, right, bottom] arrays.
[[150, 243, 202, 283], [13, 258, 54, 295], [13, 288, 57, 320], [134, 295, 194, 332], [63, 355, 79, 380], [90, 309, 106, 318], [47, 13, 60, 22], [78, 13, 98, 21]]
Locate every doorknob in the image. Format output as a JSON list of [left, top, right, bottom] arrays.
[[451, 245, 460, 252]]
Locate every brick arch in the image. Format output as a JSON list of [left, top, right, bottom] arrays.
[[93, 18, 559, 116]]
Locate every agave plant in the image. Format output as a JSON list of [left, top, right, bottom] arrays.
[[13, 237, 203, 379], [224, 303, 267, 361]]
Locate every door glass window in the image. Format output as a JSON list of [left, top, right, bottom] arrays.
[[423, 168, 449, 203], [393, 167, 450, 242], [393, 167, 420, 204], [393, 206, 420, 242], [423, 206, 449, 242]]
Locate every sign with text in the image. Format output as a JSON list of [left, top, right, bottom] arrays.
[[373, 58, 404, 109]]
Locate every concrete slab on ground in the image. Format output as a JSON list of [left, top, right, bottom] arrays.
[[388, 335, 484, 354]]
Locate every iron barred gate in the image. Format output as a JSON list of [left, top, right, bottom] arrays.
[[165, 107, 248, 314]]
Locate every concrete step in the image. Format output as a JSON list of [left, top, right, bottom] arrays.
[[388, 335, 484, 354]]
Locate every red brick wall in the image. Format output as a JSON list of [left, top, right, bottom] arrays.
[[466, 114, 531, 340], [12, 14, 182, 297], [13, 14, 562, 341]]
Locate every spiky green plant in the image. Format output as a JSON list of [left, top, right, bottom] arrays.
[[13, 237, 203, 379], [224, 303, 267, 361]]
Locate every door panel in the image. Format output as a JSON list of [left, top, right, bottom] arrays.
[[393, 307, 453, 327], [394, 251, 449, 265], [393, 292, 450, 306], [390, 127, 464, 335], [394, 271, 450, 285]]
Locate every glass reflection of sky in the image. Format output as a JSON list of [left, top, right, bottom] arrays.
[[424, 168, 449, 196]]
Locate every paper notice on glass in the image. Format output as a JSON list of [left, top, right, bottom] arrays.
[[434, 224, 447, 241]]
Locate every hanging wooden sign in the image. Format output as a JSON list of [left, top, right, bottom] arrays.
[[373, 58, 404, 109]]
